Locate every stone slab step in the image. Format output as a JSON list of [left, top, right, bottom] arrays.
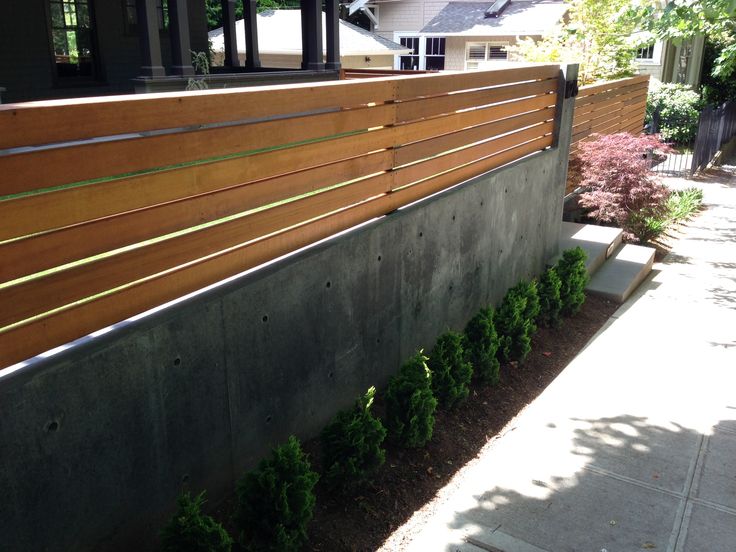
[[586, 243, 656, 303], [552, 222, 624, 276]]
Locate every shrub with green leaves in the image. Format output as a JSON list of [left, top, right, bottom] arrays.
[[428, 331, 473, 409], [160, 491, 232, 552], [645, 82, 702, 144], [556, 247, 588, 316], [385, 352, 438, 448], [234, 436, 319, 552], [463, 307, 501, 384], [320, 386, 387, 492], [494, 282, 537, 364], [537, 267, 563, 327]]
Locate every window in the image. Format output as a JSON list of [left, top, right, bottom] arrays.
[[636, 43, 655, 60], [123, 0, 169, 33], [465, 42, 508, 69], [425, 37, 445, 70], [48, 0, 97, 79], [399, 37, 420, 70]]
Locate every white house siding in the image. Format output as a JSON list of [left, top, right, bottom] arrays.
[[212, 52, 394, 70], [445, 36, 526, 70]]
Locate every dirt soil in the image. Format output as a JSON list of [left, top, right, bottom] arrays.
[[303, 294, 618, 552]]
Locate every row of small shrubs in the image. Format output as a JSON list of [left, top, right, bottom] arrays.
[[159, 247, 589, 551]]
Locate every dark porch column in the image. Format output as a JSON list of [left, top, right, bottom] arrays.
[[325, 0, 340, 70], [169, 0, 195, 76], [300, 0, 324, 71], [136, 0, 166, 77], [221, 0, 240, 67], [242, 0, 261, 68]]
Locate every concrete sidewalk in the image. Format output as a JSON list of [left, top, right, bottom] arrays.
[[381, 166, 736, 552]]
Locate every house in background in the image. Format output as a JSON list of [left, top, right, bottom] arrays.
[[635, 36, 706, 88], [349, 0, 568, 71], [0, 0, 341, 103], [209, 10, 410, 70]]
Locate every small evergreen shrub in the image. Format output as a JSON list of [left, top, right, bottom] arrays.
[[160, 491, 232, 552], [645, 82, 702, 144], [512, 280, 540, 334], [463, 307, 501, 385], [385, 352, 438, 448], [537, 267, 563, 327], [320, 386, 387, 492], [494, 283, 535, 364], [234, 436, 319, 552], [428, 331, 473, 409], [556, 247, 588, 317]]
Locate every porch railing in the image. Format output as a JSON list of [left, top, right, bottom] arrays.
[[0, 65, 561, 368]]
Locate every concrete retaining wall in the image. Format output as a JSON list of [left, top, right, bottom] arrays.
[[0, 72, 576, 551]]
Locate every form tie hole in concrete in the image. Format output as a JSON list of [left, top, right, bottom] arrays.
[[376, 338, 381, 344], [326, 281, 331, 288], [45, 420, 59, 433], [505, 188, 508, 193], [449, 282, 454, 291], [328, 371, 334, 379], [452, 215, 456, 221], [266, 415, 272, 424], [262, 315, 268, 323], [419, 231, 423, 237], [173, 357, 181, 367], [480, 200, 484, 206], [377, 255, 382, 262]]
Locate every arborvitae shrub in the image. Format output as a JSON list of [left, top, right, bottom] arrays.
[[463, 307, 501, 385], [537, 267, 563, 327], [320, 386, 387, 492], [428, 331, 473, 409], [511, 280, 540, 334], [494, 284, 534, 364], [160, 491, 232, 552], [234, 436, 319, 552], [556, 247, 588, 316], [385, 352, 438, 448]]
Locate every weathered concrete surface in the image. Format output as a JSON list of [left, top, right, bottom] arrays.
[[0, 73, 577, 552], [380, 166, 736, 552], [587, 243, 656, 303]]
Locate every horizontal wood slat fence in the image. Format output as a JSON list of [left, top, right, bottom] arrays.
[[0, 65, 560, 368], [567, 74, 650, 193]]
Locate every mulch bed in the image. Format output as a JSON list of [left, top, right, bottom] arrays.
[[304, 293, 618, 552]]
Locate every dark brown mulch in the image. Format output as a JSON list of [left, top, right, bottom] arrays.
[[304, 294, 618, 552]]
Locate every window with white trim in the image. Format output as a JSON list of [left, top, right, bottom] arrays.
[[399, 36, 420, 70], [424, 37, 445, 70], [636, 43, 655, 60], [465, 42, 508, 69]]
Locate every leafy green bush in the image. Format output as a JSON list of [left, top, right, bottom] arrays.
[[385, 352, 438, 448], [160, 491, 232, 552], [320, 386, 387, 492], [646, 82, 702, 144], [494, 282, 537, 364], [428, 331, 473, 409], [234, 436, 319, 552], [556, 247, 588, 316], [463, 307, 501, 385], [667, 187, 703, 222], [537, 267, 563, 327]]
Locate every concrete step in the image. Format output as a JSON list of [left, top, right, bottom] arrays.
[[553, 222, 623, 276], [586, 243, 656, 303]]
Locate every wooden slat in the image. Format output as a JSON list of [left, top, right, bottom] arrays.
[[394, 65, 560, 99], [394, 122, 554, 187], [0, 94, 557, 243], [575, 74, 649, 99], [573, 98, 647, 136], [572, 89, 648, 124], [0, 79, 397, 150], [0, 127, 395, 242], [574, 80, 649, 109], [0, 150, 393, 284], [572, 102, 646, 143], [395, 108, 554, 167], [396, 78, 557, 122], [0, 171, 396, 328], [0, 135, 551, 369], [0, 103, 397, 196]]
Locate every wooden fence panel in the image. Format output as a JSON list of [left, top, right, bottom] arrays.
[[0, 64, 560, 368]]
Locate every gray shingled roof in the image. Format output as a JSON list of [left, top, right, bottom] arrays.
[[421, 0, 568, 36]]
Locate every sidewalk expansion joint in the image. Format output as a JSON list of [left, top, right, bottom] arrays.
[[671, 433, 708, 552], [582, 465, 684, 499]]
